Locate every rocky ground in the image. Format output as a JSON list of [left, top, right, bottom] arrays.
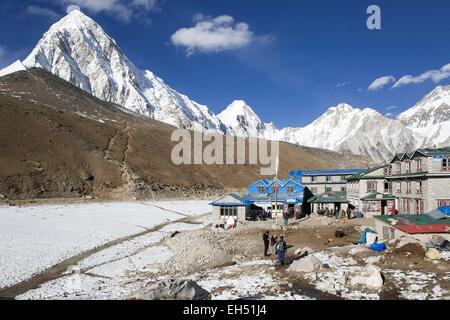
[[7, 205, 449, 300], [127, 215, 450, 300]]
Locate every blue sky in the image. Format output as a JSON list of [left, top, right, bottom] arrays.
[[1, 0, 450, 127]]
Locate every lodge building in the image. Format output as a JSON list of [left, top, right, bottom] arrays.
[[210, 147, 450, 223]]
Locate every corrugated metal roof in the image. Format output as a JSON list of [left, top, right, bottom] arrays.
[[374, 214, 450, 234]]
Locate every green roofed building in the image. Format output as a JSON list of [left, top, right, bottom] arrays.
[[386, 147, 450, 215], [346, 165, 395, 217], [307, 191, 349, 213]]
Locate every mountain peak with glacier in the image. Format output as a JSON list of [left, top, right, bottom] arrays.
[[13, 10, 226, 133], [218, 100, 267, 138]]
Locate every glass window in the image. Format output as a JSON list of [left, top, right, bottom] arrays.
[[384, 180, 390, 192], [442, 158, 449, 171], [258, 186, 265, 193], [416, 159, 422, 172], [416, 181, 422, 194]]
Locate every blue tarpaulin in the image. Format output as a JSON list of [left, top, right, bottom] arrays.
[[369, 242, 387, 252], [438, 206, 450, 216]]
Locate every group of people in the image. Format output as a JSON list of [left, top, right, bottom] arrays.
[[263, 231, 287, 265], [317, 207, 353, 219]]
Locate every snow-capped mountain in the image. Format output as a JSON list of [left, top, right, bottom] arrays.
[[275, 103, 418, 161], [218, 100, 277, 139], [398, 85, 450, 148], [1, 9, 449, 162], [15, 9, 225, 133]]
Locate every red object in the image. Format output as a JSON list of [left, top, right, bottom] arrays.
[[396, 224, 450, 234]]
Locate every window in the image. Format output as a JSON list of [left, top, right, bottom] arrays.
[[396, 182, 402, 193], [383, 227, 396, 240], [220, 206, 237, 217], [415, 199, 424, 214], [383, 166, 388, 176], [406, 182, 412, 194], [258, 186, 265, 193], [384, 180, 390, 193], [311, 176, 316, 182], [287, 186, 294, 193], [416, 181, 423, 194], [367, 181, 377, 193], [402, 198, 411, 214], [438, 199, 450, 207], [405, 161, 411, 173], [326, 176, 332, 182], [416, 159, 422, 172], [442, 158, 450, 171], [396, 163, 401, 174], [341, 187, 346, 192], [325, 187, 332, 193]]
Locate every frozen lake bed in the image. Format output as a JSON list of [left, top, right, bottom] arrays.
[[0, 200, 211, 291]]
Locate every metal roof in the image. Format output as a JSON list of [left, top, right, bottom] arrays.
[[302, 169, 364, 176], [374, 214, 450, 234], [209, 193, 253, 206], [307, 191, 348, 204], [361, 193, 397, 201]]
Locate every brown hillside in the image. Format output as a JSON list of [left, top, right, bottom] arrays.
[[0, 69, 373, 200]]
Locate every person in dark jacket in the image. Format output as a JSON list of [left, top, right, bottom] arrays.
[[263, 231, 270, 256], [276, 235, 287, 265]]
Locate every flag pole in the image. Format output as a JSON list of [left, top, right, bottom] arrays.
[[275, 156, 279, 226]]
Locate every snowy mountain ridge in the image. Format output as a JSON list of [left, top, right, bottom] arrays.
[[1, 10, 449, 161], [18, 10, 226, 133]]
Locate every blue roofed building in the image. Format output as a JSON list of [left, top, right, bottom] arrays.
[[244, 175, 311, 219]]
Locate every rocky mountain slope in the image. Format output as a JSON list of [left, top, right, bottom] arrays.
[[0, 69, 372, 200]]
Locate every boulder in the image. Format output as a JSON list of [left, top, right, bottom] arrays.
[[294, 246, 313, 256], [350, 265, 383, 289], [426, 248, 442, 261], [365, 265, 384, 289], [328, 255, 344, 268], [365, 256, 381, 264], [288, 255, 322, 273], [138, 279, 211, 300]]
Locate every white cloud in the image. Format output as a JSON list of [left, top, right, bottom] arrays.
[[336, 81, 349, 88], [131, 0, 158, 11], [66, 5, 81, 13], [392, 63, 450, 88], [368, 75, 396, 91], [384, 112, 396, 118], [26, 5, 61, 19], [0, 46, 6, 64], [386, 105, 398, 111], [171, 15, 255, 56], [44, 0, 159, 22]]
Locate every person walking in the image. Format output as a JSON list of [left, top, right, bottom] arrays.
[[263, 231, 270, 257], [276, 235, 287, 265], [346, 207, 352, 219]]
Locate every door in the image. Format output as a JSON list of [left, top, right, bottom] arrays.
[[381, 200, 387, 215]]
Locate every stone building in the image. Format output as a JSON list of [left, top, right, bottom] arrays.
[[386, 148, 450, 214]]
